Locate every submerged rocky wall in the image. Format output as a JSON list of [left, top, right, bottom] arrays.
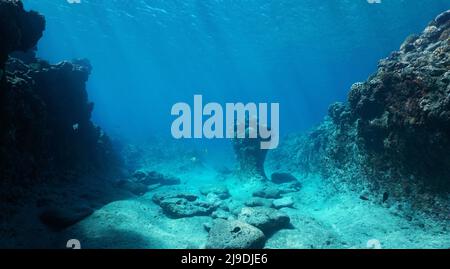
[[0, 0, 119, 198], [271, 10, 450, 221]]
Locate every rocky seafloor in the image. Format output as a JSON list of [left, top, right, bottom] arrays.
[[0, 1, 449, 249]]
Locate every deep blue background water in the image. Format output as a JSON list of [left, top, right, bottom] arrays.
[[22, 0, 450, 144]]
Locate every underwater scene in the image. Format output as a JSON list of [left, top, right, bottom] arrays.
[[0, 0, 450, 249]]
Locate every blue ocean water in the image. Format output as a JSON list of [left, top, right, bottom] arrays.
[[21, 0, 450, 144], [2, 0, 449, 250]]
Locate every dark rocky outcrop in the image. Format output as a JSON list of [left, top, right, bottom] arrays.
[[0, 1, 119, 202], [271, 10, 450, 221], [237, 207, 290, 235], [0, 0, 45, 68], [271, 172, 298, 184]]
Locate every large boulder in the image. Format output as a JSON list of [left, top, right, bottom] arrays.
[[205, 219, 266, 249], [272, 196, 294, 209], [152, 191, 217, 218], [237, 207, 290, 234]]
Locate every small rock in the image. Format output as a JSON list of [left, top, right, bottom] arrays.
[[152, 192, 198, 205], [271, 172, 298, 184], [237, 207, 290, 234], [203, 222, 212, 232], [200, 185, 230, 200], [39, 206, 93, 230], [359, 191, 370, 201], [278, 181, 302, 194], [205, 219, 266, 249], [253, 187, 281, 199], [272, 196, 294, 209], [211, 209, 234, 220]]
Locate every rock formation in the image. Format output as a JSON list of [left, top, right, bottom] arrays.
[[271, 10, 450, 221], [0, 0, 119, 201], [0, 0, 44, 68], [232, 118, 269, 181]]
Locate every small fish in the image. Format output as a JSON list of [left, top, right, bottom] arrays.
[[382, 192, 389, 203], [72, 123, 79, 131]]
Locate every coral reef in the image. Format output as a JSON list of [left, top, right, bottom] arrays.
[[270, 10, 450, 221], [0, 0, 119, 201]]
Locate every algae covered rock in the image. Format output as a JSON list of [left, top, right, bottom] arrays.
[[205, 219, 266, 249]]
